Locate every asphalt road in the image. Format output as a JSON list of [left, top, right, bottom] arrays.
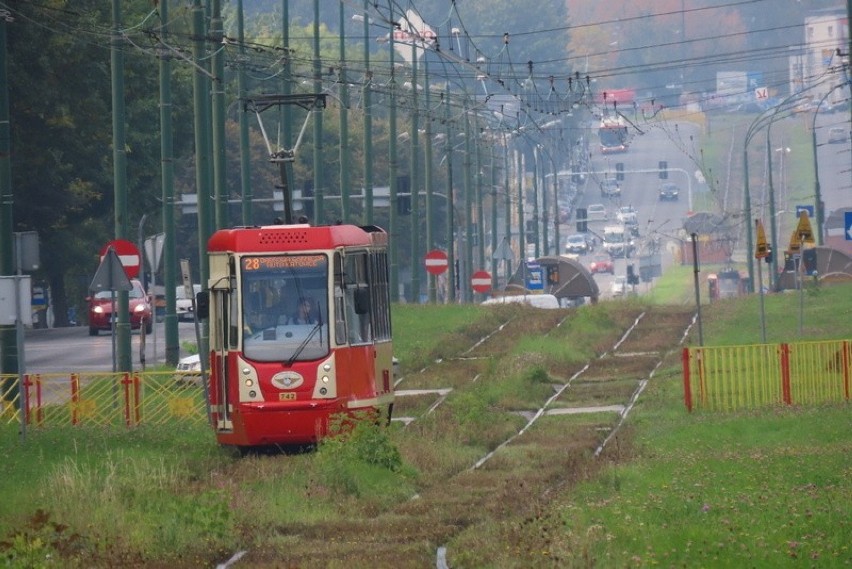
[[16, 320, 200, 374]]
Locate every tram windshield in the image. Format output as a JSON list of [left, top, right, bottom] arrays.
[[240, 254, 329, 363]]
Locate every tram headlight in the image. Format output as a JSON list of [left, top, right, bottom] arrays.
[[323, 364, 331, 372], [321, 376, 329, 383], [244, 379, 254, 387], [248, 390, 257, 398], [319, 387, 327, 395]]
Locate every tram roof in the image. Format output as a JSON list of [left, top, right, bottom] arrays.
[[208, 223, 388, 253]]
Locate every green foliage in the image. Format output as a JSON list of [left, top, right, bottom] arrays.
[[0, 510, 83, 569], [319, 413, 402, 473]]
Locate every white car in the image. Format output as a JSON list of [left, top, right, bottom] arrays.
[[616, 206, 638, 226], [481, 294, 561, 309], [174, 353, 203, 384], [175, 284, 201, 322], [610, 276, 627, 297], [586, 203, 608, 221]]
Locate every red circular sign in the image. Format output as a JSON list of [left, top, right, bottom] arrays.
[[471, 270, 492, 293], [424, 249, 449, 275], [100, 239, 141, 279]]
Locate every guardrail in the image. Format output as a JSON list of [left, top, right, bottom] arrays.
[[682, 339, 850, 411], [0, 371, 208, 428]]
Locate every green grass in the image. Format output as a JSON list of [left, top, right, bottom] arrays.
[[1, 281, 850, 567]]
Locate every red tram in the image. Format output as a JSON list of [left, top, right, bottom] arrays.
[[202, 223, 394, 448]]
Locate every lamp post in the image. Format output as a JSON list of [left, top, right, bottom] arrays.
[[742, 82, 824, 291], [811, 83, 846, 245]]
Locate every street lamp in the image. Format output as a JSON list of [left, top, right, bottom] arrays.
[[811, 83, 846, 246], [742, 82, 826, 291]]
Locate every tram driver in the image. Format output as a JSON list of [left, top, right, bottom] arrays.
[[287, 296, 320, 325]]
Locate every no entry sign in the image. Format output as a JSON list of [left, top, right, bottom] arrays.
[[471, 270, 492, 293], [424, 249, 449, 275], [100, 239, 141, 279]]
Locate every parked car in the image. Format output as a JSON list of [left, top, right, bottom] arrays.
[[173, 353, 203, 385], [600, 178, 621, 198], [564, 233, 591, 255], [175, 284, 202, 322], [827, 127, 848, 144], [610, 275, 627, 297], [589, 254, 614, 274], [658, 182, 680, 201], [88, 279, 152, 336], [586, 203, 608, 221]]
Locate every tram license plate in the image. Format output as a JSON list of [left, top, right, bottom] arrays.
[[279, 392, 296, 401]]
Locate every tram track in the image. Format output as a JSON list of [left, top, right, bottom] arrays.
[[239, 304, 698, 567]]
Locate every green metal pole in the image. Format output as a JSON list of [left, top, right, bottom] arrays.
[[409, 49, 420, 303], [743, 148, 754, 292], [444, 87, 455, 303], [339, 3, 350, 223], [237, 0, 252, 226], [517, 149, 525, 269], [388, 3, 399, 301], [191, 0, 210, 357], [765, 127, 779, 290], [111, 0, 131, 372], [211, 0, 226, 230], [0, 12, 17, 384], [475, 124, 485, 272], [424, 56, 435, 303], [552, 156, 560, 258], [362, 0, 373, 225], [281, 0, 293, 218], [313, 0, 324, 223], [158, 2, 179, 366], [532, 147, 540, 259], [463, 108, 473, 302], [490, 144, 498, 287], [540, 148, 549, 256], [504, 137, 512, 283]]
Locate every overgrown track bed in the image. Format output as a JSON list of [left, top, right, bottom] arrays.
[[240, 305, 697, 567]]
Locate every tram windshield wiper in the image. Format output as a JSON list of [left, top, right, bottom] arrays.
[[286, 306, 323, 367]]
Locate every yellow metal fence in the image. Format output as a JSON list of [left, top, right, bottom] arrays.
[[0, 371, 208, 428], [682, 339, 851, 411]]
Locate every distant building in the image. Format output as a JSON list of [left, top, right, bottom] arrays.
[[789, 9, 850, 103]]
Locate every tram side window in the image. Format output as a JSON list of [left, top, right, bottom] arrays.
[[343, 253, 372, 344], [333, 254, 347, 345], [369, 251, 391, 341]]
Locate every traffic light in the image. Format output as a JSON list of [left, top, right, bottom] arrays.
[[615, 162, 624, 181], [571, 164, 581, 184], [576, 208, 587, 233], [627, 264, 639, 285], [802, 248, 817, 275], [525, 219, 536, 242], [658, 161, 668, 179], [396, 175, 411, 215]]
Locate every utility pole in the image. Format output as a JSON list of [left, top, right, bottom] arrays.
[[312, 0, 324, 223], [444, 86, 455, 303], [237, 0, 252, 226], [158, 2, 179, 365], [388, 2, 399, 301], [361, 0, 374, 225], [111, 0, 131, 371], [211, 0, 227, 230], [0, 9, 17, 386], [190, 0, 211, 359], [338, 2, 351, 223]]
